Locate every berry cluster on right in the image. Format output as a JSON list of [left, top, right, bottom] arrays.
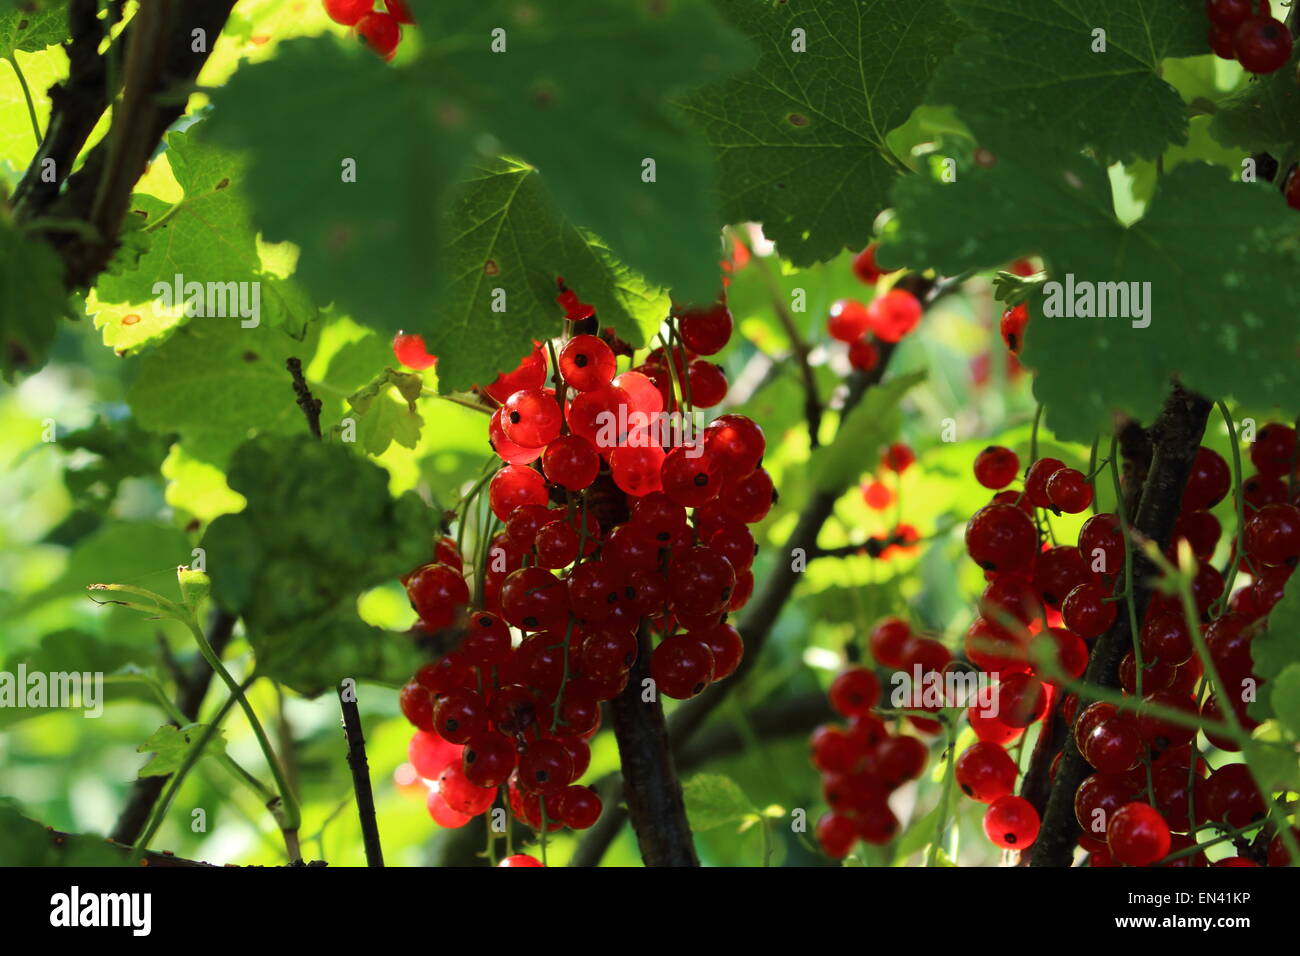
[[1205, 0, 1293, 73]]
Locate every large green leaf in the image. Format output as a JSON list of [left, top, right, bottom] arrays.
[[0, 214, 66, 378], [0, 0, 66, 58], [200, 435, 436, 696], [92, 127, 319, 351], [930, 0, 1204, 164], [878, 128, 1300, 441], [679, 0, 964, 267], [425, 157, 668, 392], [136, 723, 227, 778]]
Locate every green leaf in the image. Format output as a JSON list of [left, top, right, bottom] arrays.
[[56, 416, 172, 512], [679, 0, 963, 267], [811, 370, 926, 493], [0, 213, 66, 379], [0, 0, 66, 58], [931, 0, 1204, 164], [879, 132, 1300, 441], [136, 723, 227, 778], [126, 317, 322, 465], [200, 434, 437, 696], [681, 773, 755, 831], [1248, 574, 1300, 723], [201, 36, 467, 333], [418, 0, 752, 300], [343, 368, 424, 456], [0, 806, 125, 867], [1270, 663, 1300, 741], [91, 126, 318, 351], [425, 157, 669, 392], [1210, 47, 1300, 161]]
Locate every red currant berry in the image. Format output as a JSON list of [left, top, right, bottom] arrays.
[[693, 621, 744, 681], [828, 667, 881, 718], [409, 729, 462, 779], [705, 414, 766, 477], [661, 445, 723, 508], [1061, 582, 1116, 639], [1244, 502, 1300, 566], [497, 854, 544, 867], [677, 302, 733, 355], [955, 742, 1018, 803], [392, 331, 436, 369], [355, 11, 401, 60], [517, 739, 575, 795], [815, 811, 859, 858], [1082, 717, 1140, 774], [499, 567, 570, 631], [553, 785, 602, 829], [1046, 467, 1093, 513], [1251, 422, 1297, 476], [1182, 447, 1231, 511], [1078, 512, 1124, 576], [868, 616, 912, 668], [426, 788, 473, 828], [880, 442, 916, 474], [1107, 802, 1172, 865], [983, 795, 1040, 849], [462, 731, 517, 788], [847, 337, 879, 371], [406, 562, 470, 629], [1234, 15, 1292, 73], [1206, 0, 1261, 31], [852, 243, 883, 285], [558, 334, 616, 392], [488, 465, 548, 521], [965, 503, 1038, 573], [686, 360, 728, 408], [324, 0, 374, 26], [867, 289, 922, 342], [651, 634, 716, 699], [974, 445, 1020, 490], [1023, 457, 1065, 507], [399, 680, 435, 732], [827, 299, 871, 343], [484, 346, 548, 404], [1000, 303, 1029, 353]]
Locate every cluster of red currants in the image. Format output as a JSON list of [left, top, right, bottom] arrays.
[[323, 0, 413, 61], [395, 281, 770, 854], [811, 620, 942, 859], [958, 426, 1299, 864], [826, 243, 923, 371], [1205, 0, 1293, 73]]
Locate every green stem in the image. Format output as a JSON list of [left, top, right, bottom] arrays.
[[1213, 400, 1247, 616], [926, 714, 958, 867], [6, 54, 42, 147]]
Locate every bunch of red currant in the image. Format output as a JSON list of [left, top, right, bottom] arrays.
[[323, 0, 413, 61], [810, 617, 950, 859], [1205, 0, 1293, 73], [827, 243, 923, 372], [395, 281, 769, 856], [957, 425, 1299, 864]]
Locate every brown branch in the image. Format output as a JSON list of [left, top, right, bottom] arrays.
[[286, 357, 323, 439], [338, 683, 384, 867], [1030, 382, 1212, 866], [19, 1, 239, 290], [44, 827, 326, 867], [609, 623, 699, 866], [750, 250, 822, 448], [110, 608, 237, 845]]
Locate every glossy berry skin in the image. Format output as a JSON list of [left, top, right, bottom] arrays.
[[867, 290, 923, 342], [1000, 303, 1029, 353], [677, 302, 733, 355], [995, 672, 1047, 728], [651, 635, 716, 699], [392, 331, 436, 369], [1202, 763, 1264, 828], [502, 388, 562, 448], [1082, 717, 1140, 774], [433, 689, 487, 745], [541, 434, 600, 490], [705, 414, 765, 477], [1234, 15, 1292, 73], [828, 667, 881, 717], [955, 742, 1018, 803], [687, 360, 728, 408], [406, 563, 469, 628], [1182, 447, 1231, 511], [426, 788, 473, 828], [553, 785, 602, 829], [497, 854, 544, 867], [1023, 457, 1065, 507], [534, 520, 580, 569], [720, 466, 776, 524], [983, 795, 1040, 850], [1136, 691, 1199, 752], [876, 735, 928, 786], [489, 407, 542, 465], [868, 616, 911, 668], [1244, 503, 1300, 566], [499, 567, 570, 631], [517, 739, 575, 795], [485, 346, 548, 404], [461, 611, 512, 665], [399, 680, 435, 732], [852, 243, 883, 284], [847, 338, 879, 371], [409, 729, 462, 779], [1034, 546, 1090, 607], [816, 812, 859, 858], [631, 492, 689, 543], [615, 370, 664, 416], [694, 621, 744, 680], [461, 731, 517, 788], [1074, 514, 1122, 581], [488, 465, 548, 521], [1250, 422, 1296, 476], [325, 0, 375, 25], [965, 503, 1038, 573], [707, 520, 757, 573], [1046, 467, 1093, 513], [661, 445, 723, 508], [827, 299, 872, 343], [1107, 802, 1171, 866], [974, 446, 1020, 490], [355, 11, 401, 60], [558, 334, 616, 391], [1061, 582, 1116, 639]]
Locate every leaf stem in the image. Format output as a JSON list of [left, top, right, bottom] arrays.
[[6, 54, 42, 148]]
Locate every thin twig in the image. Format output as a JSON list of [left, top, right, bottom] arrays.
[[338, 683, 384, 867], [286, 357, 323, 439]]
